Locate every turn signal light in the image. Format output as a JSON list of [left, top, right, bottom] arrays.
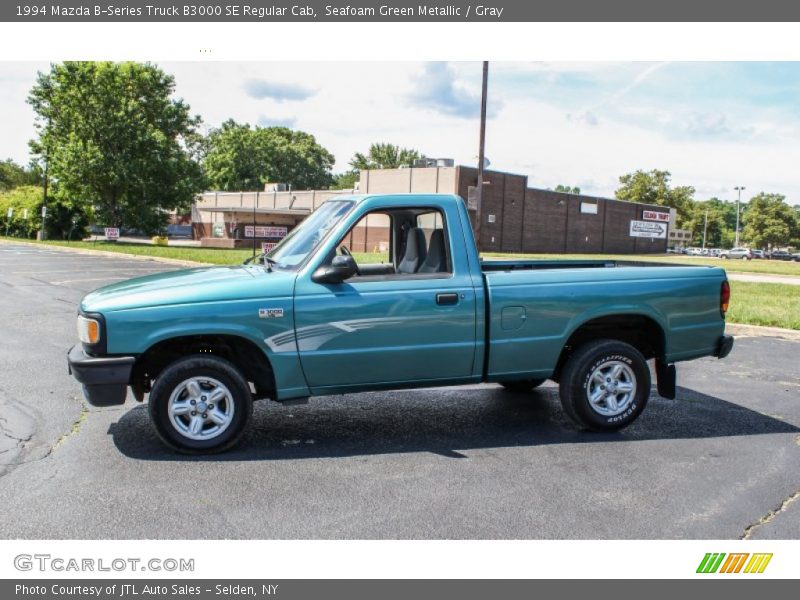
[[77, 315, 101, 345], [720, 280, 731, 317]]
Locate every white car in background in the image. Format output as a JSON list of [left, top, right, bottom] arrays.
[[720, 247, 753, 260]]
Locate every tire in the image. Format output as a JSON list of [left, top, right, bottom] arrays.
[[500, 379, 546, 392], [558, 339, 651, 432], [148, 355, 253, 454]]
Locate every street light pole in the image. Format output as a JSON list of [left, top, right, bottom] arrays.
[[734, 186, 745, 246], [41, 158, 49, 241], [474, 61, 489, 253], [702, 208, 708, 250]]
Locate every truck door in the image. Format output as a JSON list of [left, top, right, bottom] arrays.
[[293, 207, 478, 391]]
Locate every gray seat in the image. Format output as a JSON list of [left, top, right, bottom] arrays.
[[397, 227, 427, 274], [418, 229, 446, 273]]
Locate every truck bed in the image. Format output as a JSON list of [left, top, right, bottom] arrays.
[[480, 258, 704, 272], [480, 258, 727, 381]]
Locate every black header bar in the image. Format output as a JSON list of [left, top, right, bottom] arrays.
[[3, 0, 800, 22]]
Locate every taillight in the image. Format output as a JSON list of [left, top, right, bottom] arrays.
[[721, 280, 730, 317]]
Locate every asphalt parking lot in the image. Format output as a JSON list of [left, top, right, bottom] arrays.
[[0, 241, 798, 539]]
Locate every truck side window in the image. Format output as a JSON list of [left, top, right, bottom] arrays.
[[335, 208, 450, 277], [337, 211, 392, 264]]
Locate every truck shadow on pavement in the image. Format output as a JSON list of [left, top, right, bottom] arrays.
[[109, 384, 800, 461]]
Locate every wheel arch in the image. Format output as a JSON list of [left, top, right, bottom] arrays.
[[553, 312, 666, 382], [130, 333, 276, 401]]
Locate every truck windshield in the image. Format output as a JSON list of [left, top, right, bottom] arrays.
[[266, 200, 355, 269]]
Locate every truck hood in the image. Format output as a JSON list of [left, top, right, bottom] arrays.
[[80, 265, 296, 313]]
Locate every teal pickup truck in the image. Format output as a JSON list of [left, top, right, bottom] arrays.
[[68, 194, 733, 453]]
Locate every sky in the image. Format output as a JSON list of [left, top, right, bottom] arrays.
[[1, 61, 799, 203]]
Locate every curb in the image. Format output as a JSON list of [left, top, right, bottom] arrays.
[[726, 323, 800, 341], [0, 238, 212, 268]]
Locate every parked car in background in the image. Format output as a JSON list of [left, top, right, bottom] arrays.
[[751, 250, 765, 259], [709, 248, 722, 257], [686, 247, 703, 256], [769, 250, 796, 261], [167, 224, 193, 238], [666, 247, 681, 254], [720, 247, 753, 260]]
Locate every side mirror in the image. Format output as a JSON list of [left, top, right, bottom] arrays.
[[312, 255, 357, 284]]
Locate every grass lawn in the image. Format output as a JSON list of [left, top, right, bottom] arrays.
[[0, 237, 390, 266], [727, 281, 800, 330], [42, 240, 255, 264], [2, 237, 797, 329]]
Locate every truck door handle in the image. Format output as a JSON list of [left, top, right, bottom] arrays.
[[436, 292, 459, 306]]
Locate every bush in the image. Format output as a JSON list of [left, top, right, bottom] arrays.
[[44, 196, 93, 241], [0, 186, 42, 238], [0, 185, 93, 240]]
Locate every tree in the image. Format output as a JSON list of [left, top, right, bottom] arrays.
[[554, 184, 581, 194], [615, 169, 695, 227], [202, 120, 334, 191], [331, 171, 360, 190], [330, 142, 423, 191], [349, 143, 421, 170], [741, 192, 799, 249], [0, 159, 40, 191], [684, 199, 731, 248], [28, 61, 205, 233]]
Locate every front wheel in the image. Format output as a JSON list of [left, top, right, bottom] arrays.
[[148, 355, 253, 453], [558, 339, 651, 431]]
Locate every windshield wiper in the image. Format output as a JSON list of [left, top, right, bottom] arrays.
[[262, 256, 280, 272], [243, 253, 280, 271]]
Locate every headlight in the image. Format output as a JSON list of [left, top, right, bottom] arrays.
[[77, 315, 101, 345]]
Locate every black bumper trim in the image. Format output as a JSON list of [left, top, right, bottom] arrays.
[[67, 345, 135, 406], [714, 334, 734, 359]]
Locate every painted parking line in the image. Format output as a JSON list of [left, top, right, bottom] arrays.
[[12, 268, 171, 275], [48, 277, 131, 285]]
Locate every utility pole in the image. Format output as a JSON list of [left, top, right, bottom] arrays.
[[474, 61, 489, 253], [734, 186, 745, 247], [41, 154, 49, 241], [702, 208, 708, 250]]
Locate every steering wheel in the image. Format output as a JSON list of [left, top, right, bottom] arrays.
[[339, 245, 361, 275]]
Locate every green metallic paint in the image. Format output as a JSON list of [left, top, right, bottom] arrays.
[[75, 193, 729, 401]]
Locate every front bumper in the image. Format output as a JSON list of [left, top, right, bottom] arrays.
[[714, 334, 735, 359], [67, 345, 135, 406]]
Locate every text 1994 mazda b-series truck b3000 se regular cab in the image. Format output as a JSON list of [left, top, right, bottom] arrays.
[[67, 194, 734, 453]]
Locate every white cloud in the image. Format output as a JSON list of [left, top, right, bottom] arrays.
[[243, 79, 316, 102], [406, 61, 499, 119], [1, 61, 798, 204], [0, 62, 48, 165]]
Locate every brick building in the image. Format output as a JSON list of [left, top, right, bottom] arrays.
[[190, 165, 673, 255], [360, 165, 672, 254]]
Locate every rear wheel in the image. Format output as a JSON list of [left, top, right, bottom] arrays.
[[500, 379, 546, 392], [558, 339, 651, 431], [148, 355, 252, 454]]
